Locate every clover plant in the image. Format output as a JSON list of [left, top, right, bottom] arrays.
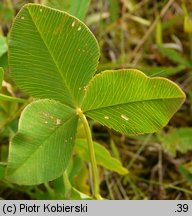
[[5, 4, 185, 199]]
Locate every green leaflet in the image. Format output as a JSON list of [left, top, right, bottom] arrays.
[[43, 0, 90, 21], [179, 164, 192, 183], [0, 68, 4, 89], [82, 69, 185, 135], [9, 4, 99, 107], [161, 127, 192, 156], [0, 94, 26, 103], [69, 0, 90, 21], [141, 65, 185, 77], [71, 187, 92, 200], [0, 36, 8, 58], [75, 139, 128, 175], [42, 0, 70, 11], [0, 68, 26, 103], [158, 46, 192, 68], [108, 0, 120, 22], [0, 164, 5, 180], [7, 99, 78, 185], [7, 4, 186, 188]]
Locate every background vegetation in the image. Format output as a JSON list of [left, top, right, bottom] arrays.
[[0, 0, 192, 199]]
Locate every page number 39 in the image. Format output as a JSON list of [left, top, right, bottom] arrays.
[[175, 204, 189, 213]]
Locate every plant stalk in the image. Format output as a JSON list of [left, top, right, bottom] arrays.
[[76, 108, 101, 200]]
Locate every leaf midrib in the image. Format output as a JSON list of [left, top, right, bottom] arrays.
[[9, 114, 77, 176], [26, 7, 75, 107], [83, 96, 184, 112]]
